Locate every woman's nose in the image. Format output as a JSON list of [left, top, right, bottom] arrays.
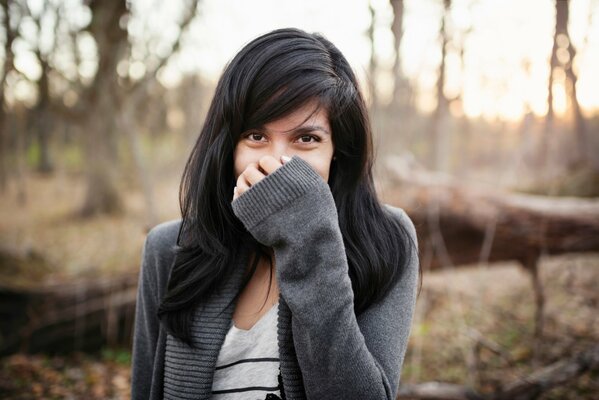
[[270, 143, 294, 161]]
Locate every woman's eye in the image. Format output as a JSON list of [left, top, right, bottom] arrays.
[[243, 133, 320, 144], [297, 135, 320, 143], [246, 133, 265, 141]]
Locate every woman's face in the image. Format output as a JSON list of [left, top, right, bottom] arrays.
[[233, 99, 335, 182]]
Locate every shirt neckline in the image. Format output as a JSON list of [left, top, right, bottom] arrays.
[[231, 301, 279, 333]]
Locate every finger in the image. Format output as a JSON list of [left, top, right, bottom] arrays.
[[242, 162, 266, 186], [236, 173, 251, 197], [258, 155, 284, 175]]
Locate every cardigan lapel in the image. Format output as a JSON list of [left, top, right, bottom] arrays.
[[163, 243, 250, 400], [162, 241, 307, 400]]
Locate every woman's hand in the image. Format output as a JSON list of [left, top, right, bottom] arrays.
[[233, 155, 291, 201]]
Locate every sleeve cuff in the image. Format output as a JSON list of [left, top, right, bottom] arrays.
[[231, 155, 325, 229]]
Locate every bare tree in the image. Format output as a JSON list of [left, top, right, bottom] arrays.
[[367, 1, 377, 110], [389, 0, 412, 111], [0, 0, 16, 191], [26, 0, 60, 174], [77, 0, 200, 218], [543, 0, 596, 171], [77, 1, 129, 216], [429, 0, 452, 172], [1, 0, 200, 220]]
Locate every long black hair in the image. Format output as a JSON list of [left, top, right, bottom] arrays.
[[157, 27, 421, 346]]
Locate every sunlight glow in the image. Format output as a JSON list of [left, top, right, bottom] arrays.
[[7, 0, 599, 122]]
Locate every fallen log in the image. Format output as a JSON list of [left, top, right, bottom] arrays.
[[381, 155, 599, 270], [0, 272, 138, 356], [381, 155, 599, 353]]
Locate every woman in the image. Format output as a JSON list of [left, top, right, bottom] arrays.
[[131, 27, 421, 400]]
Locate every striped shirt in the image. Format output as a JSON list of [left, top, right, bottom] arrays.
[[211, 302, 282, 399]]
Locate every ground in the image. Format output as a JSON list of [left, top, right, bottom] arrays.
[[402, 253, 599, 399]]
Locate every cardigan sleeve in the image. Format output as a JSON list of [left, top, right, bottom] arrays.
[[231, 155, 419, 399], [131, 227, 165, 400]]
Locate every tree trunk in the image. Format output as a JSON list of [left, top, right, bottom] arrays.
[[79, 1, 129, 217], [558, 1, 590, 169], [0, 0, 16, 192], [389, 0, 412, 111], [34, 56, 54, 174], [545, 0, 594, 171], [542, 2, 558, 169], [118, 86, 158, 229], [429, 0, 451, 172], [367, 2, 377, 110]]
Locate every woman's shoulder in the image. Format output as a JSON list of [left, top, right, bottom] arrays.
[[145, 218, 182, 251], [380, 204, 420, 304], [382, 203, 407, 219], [382, 204, 418, 245], [141, 218, 182, 293]]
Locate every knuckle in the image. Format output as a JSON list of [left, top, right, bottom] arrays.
[[259, 155, 275, 168]]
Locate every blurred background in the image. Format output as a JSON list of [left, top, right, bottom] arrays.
[[0, 0, 598, 398]]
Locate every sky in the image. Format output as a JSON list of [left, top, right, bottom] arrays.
[[150, 0, 599, 121], [9, 0, 599, 122]]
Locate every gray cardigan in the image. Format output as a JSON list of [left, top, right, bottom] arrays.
[[131, 155, 419, 400]]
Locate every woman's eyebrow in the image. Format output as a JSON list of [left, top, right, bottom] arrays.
[[254, 125, 331, 135], [294, 125, 331, 135]]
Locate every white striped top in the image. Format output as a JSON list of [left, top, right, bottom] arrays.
[[211, 302, 282, 399]]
